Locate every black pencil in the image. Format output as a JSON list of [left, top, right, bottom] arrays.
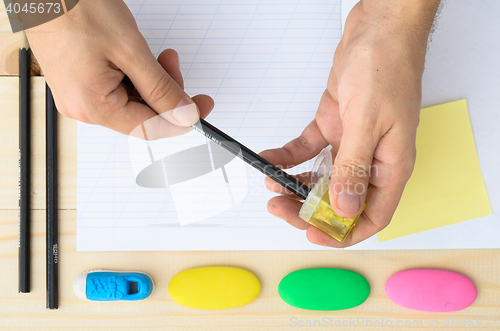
[[46, 84, 58, 309], [119, 75, 310, 199], [192, 119, 311, 200], [19, 32, 31, 294]]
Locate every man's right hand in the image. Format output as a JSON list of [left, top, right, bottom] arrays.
[[26, 0, 214, 139]]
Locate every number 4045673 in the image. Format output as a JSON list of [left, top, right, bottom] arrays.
[[444, 317, 498, 328], [6, 2, 61, 14]]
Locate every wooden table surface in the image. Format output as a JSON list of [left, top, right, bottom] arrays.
[[1, 4, 499, 331]]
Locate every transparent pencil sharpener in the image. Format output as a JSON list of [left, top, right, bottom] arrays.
[[298, 148, 365, 243]]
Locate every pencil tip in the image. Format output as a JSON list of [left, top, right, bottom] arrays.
[[20, 32, 30, 50]]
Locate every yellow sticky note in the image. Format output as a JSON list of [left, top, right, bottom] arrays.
[[377, 99, 492, 242]]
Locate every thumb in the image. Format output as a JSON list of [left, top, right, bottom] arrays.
[[117, 41, 199, 127], [329, 124, 378, 218]]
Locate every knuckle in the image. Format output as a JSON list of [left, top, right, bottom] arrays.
[[295, 134, 314, 155], [147, 72, 176, 106], [52, 85, 103, 125], [52, 100, 70, 118], [72, 96, 102, 125], [399, 148, 417, 181], [119, 36, 146, 63], [57, 108, 71, 119], [117, 44, 135, 65], [72, 109, 93, 124], [333, 160, 371, 182]]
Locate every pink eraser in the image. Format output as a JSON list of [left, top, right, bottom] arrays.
[[385, 269, 477, 312]]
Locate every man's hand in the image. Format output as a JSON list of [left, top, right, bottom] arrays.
[[26, 0, 214, 139], [260, 0, 441, 247]]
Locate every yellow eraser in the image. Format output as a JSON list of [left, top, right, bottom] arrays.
[[168, 266, 261, 309]]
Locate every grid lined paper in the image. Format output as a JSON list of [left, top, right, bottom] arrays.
[[77, 0, 342, 251]]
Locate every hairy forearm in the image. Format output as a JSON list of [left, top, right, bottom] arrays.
[[359, 0, 441, 46], [344, 0, 442, 72], [361, 0, 441, 28]]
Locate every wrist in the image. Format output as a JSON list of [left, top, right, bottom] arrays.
[[359, 0, 441, 43], [361, 0, 441, 27], [352, 0, 441, 64]]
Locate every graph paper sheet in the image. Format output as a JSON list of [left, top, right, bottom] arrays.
[[77, 0, 500, 251], [77, 0, 342, 251]]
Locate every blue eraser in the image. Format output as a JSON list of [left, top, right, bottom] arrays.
[[73, 270, 154, 302]]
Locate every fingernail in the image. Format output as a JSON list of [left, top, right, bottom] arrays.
[[337, 189, 360, 214], [172, 99, 199, 126]]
